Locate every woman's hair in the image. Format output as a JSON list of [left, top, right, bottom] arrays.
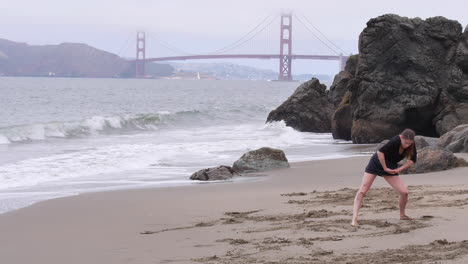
[[400, 128, 416, 159]]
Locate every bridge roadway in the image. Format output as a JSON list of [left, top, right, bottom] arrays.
[[133, 54, 347, 63]]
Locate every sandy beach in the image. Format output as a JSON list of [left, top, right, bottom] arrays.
[[1, 155, 468, 263]]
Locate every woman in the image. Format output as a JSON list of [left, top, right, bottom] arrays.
[[351, 128, 417, 227]]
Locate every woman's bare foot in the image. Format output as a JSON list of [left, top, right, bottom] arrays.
[[351, 219, 359, 227], [400, 215, 413, 220]]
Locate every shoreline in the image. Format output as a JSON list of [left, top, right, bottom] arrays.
[[0, 151, 374, 215], [1, 155, 468, 263]]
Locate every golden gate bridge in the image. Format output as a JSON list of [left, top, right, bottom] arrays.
[[128, 13, 349, 81]]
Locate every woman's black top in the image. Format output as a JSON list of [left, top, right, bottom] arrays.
[[365, 135, 417, 176]]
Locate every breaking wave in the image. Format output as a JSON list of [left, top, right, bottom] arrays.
[[0, 110, 207, 144]]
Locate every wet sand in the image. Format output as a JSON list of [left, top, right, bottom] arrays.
[[1, 155, 468, 263]]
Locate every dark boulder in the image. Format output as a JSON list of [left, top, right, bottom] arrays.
[[328, 14, 468, 143], [352, 15, 464, 143], [190, 165, 239, 181], [232, 147, 289, 173], [328, 55, 358, 108], [404, 147, 459, 174], [266, 78, 333, 133], [453, 26, 468, 102], [414, 135, 439, 149], [438, 124, 468, 153], [328, 71, 353, 108], [331, 90, 353, 140]]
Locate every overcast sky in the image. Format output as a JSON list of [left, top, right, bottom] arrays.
[[1, 0, 468, 75]]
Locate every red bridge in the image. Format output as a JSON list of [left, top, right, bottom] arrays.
[[132, 14, 349, 81]]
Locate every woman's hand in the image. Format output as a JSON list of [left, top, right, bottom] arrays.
[[384, 168, 398, 174], [397, 161, 414, 174], [395, 166, 409, 174]]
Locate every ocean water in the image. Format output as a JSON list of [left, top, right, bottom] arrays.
[[0, 77, 374, 213]]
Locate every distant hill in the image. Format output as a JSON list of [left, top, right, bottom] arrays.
[[0, 38, 176, 78], [0, 38, 133, 77]]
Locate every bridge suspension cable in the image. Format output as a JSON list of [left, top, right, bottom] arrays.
[[207, 15, 277, 55], [116, 33, 133, 58], [126, 13, 347, 59], [293, 14, 341, 55], [139, 15, 278, 57], [146, 32, 195, 56], [297, 13, 348, 55]]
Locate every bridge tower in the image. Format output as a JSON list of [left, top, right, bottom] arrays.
[[136, 31, 146, 78], [278, 13, 293, 81]]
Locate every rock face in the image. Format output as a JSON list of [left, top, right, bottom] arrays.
[[438, 124, 468, 153], [404, 147, 459, 174], [232, 147, 289, 173], [453, 26, 468, 102], [266, 78, 333, 133], [330, 14, 468, 143], [328, 55, 358, 108], [330, 55, 358, 141], [331, 91, 353, 141], [190, 165, 239, 181]]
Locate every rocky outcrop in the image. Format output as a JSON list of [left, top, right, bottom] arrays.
[[266, 78, 333, 133], [404, 147, 459, 174], [331, 91, 353, 140], [438, 124, 468, 153], [328, 55, 358, 107], [190, 165, 239, 181], [329, 14, 468, 143], [232, 147, 289, 173], [330, 55, 358, 141], [453, 26, 468, 101]]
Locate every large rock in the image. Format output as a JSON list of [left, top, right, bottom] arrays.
[[190, 165, 239, 181], [330, 55, 359, 141], [329, 14, 468, 143], [438, 124, 468, 153], [266, 78, 333, 133], [328, 55, 358, 108], [414, 135, 439, 149], [331, 90, 353, 140], [232, 147, 289, 173], [452, 26, 468, 102], [404, 147, 459, 174], [328, 71, 353, 108]]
